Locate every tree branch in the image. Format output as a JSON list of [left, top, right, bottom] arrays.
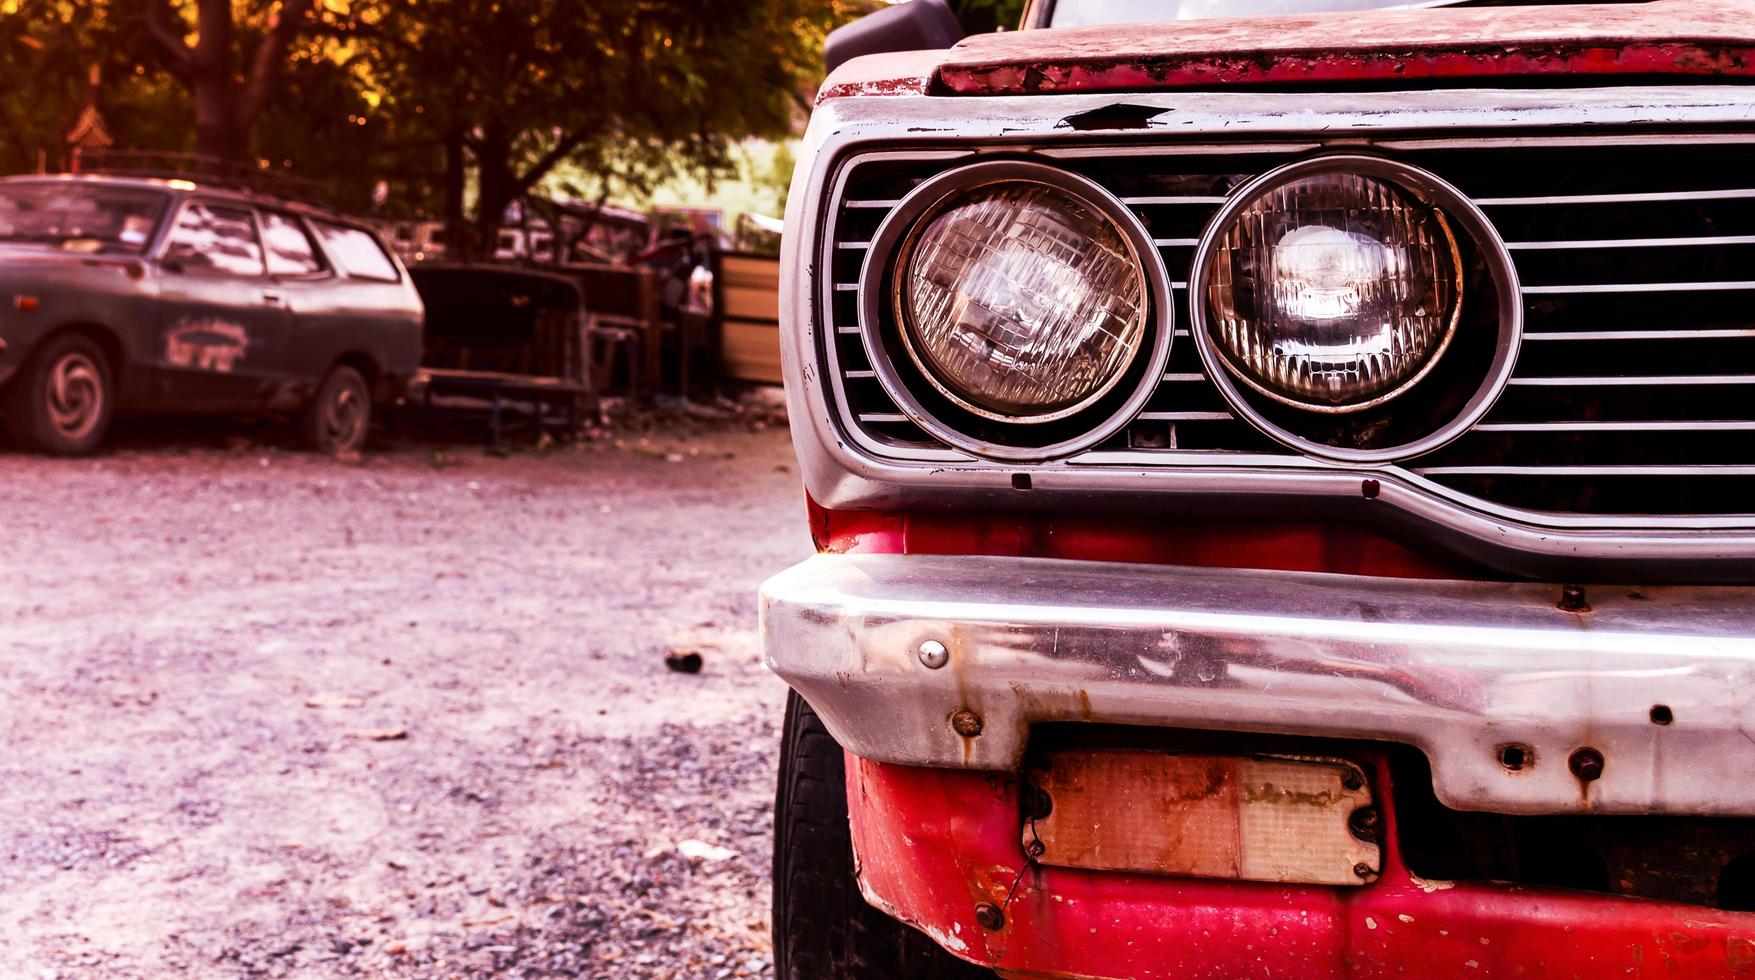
[[143, 0, 193, 70], [511, 130, 592, 197], [239, 0, 316, 125]]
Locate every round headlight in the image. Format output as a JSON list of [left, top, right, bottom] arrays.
[[897, 181, 1148, 421], [1203, 172, 1464, 412]]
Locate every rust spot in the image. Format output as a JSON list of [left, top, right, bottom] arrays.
[[951, 708, 984, 738], [1496, 743, 1533, 773]]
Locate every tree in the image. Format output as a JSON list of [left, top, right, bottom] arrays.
[[358, 0, 860, 252], [141, 0, 321, 160]]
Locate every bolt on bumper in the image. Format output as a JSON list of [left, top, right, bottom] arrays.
[[760, 553, 1755, 816]]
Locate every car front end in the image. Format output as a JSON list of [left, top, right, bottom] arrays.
[[764, 2, 1755, 977]]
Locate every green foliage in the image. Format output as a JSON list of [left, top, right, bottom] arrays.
[[0, 0, 869, 233], [952, 0, 1026, 33], [357, 0, 862, 235]]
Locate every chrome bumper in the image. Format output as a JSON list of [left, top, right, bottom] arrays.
[[761, 554, 1755, 816]]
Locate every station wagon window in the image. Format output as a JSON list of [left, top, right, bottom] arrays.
[[314, 221, 399, 282], [0, 182, 167, 253], [164, 201, 265, 277], [260, 210, 325, 277]]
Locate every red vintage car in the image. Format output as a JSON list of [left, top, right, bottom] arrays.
[[763, 0, 1755, 977]]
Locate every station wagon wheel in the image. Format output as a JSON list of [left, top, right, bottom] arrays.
[[773, 691, 997, 980], [3, 333, 113, 456], [303, 364, 372, 455]]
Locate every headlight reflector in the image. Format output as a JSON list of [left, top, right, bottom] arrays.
[[1204, 173, 1463, 412], [899, 182, 1148, 421]]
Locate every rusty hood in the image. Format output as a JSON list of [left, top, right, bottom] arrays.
[[821, 0, 1755, 100]]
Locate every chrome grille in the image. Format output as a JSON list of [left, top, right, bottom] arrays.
[[822, 138, 1755, 523]]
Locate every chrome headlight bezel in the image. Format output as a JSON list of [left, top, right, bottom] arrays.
[[1189, 154, 1523, 464], [857, 160, 1174, 462]]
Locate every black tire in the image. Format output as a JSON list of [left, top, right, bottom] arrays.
[[302, 364, 371, 455], [773, 690, 996, 980], [3, 332, 113, 456]]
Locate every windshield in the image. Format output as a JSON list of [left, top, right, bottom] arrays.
[[0, 182, 170, 253], [1050, 0, 1594, 26]]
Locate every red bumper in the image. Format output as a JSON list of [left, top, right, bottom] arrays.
[[848, 754, 1755, 979]]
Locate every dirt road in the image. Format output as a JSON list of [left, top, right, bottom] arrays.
[[0, 414, 812, 978]]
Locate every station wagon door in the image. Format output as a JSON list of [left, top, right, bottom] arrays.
[[152, 199, 290, 409]]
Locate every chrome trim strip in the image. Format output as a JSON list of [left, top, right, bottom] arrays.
[[780, 86, 1755, 575], [763, 553, 1755, 815]]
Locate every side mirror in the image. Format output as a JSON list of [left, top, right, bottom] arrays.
[[823, 0, 963, 78]]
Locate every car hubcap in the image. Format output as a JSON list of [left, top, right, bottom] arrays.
[[323, 383, 365, 450], [46, 353, 103, 440]]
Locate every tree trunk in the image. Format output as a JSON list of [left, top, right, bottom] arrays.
[[147, 0, 315, 165], [192, 78, 249, 161], [443, 128, 467, 257], [472, 121, 517, 260]]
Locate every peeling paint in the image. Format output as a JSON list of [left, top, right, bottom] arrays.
[[935, 0, 1755, 96], [165, 319, 248, 372]]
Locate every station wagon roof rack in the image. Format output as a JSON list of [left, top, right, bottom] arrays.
[[69, 148, 330, 206]]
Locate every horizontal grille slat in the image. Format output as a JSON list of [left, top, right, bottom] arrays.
[[1524, 329, 1755, 341], [1416, 465, 1755, 476], [1523, 281, 1755, 295], [1478, 187, 1755, 205], [1119, 195, 1231, 205], [1476, 421, 1755, 433], [1508, 234, 1755, 251], [1138, 411, 1236, 421], [1508, 375, 1755, 387], [823, 137, 1755, 523]]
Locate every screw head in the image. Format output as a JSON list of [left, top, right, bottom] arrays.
[[1353, 863, 1374, 880], [1558, 584, 1591, 613], [917, 639, 949, 670], [973, 902, 1005, 930], [950, 708, 983, 738], [1569, 746, 1605, 782]]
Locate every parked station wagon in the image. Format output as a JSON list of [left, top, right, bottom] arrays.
[[764, 0, 1755, 977], [0, 174, 423, 455]]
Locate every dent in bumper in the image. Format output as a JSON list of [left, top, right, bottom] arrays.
[[763, 553, 1755, 816]]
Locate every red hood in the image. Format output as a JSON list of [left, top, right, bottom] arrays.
[[820, 0, 1755, 100]]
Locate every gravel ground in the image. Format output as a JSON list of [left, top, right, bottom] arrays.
[[0, 406, 812, 978]]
